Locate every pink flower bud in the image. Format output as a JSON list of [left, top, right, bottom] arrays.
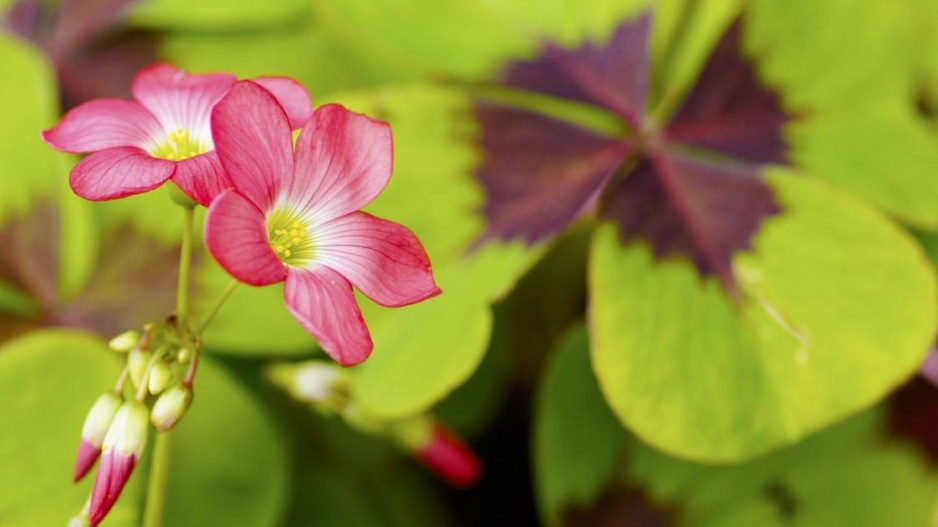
[[74, 393, 122, 482], [151, 385, 193, 431], [415, 423, 482, 488], [395, 418, 482, 488], [89, 401, 149, 527]]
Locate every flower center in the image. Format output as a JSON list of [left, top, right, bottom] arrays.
[[267, 209, 315, 266], [151, 128, 208, 161]]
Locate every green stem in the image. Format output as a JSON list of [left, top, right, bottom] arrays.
[[196, 280, 240, 336], [142, 205, 194, 527], [141, 431, 174, 527], [176, 207, 195, 335]]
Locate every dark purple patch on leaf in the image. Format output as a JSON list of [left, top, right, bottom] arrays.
[[666, 21, 790, 164], [474, 102, 629, 244], [889, 352, 938, 468], [562, 487, 674, 527], [501, 12, 651, 126], [3, 0, 158, 108], [0, 204, 61, 310], [0, 202, 191, 343], [473, 11, 792, 292], [602, 151, 780, 291], [62, 226, 190, 336]]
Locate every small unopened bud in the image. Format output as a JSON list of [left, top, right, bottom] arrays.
[[267, 361, 349, 408], [128, 348, 150, 389], [74, 393, 122, 482], [90, 401, 149, 527], [295, 362, 344, 403], [177, 346, 192, 363], [148, 362, 173, 395], [151, 385, 193, 431], [108, 330, 140, 353], [396, 419, 482, 488]]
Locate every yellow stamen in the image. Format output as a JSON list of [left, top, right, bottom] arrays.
[[267, 210, 315, 266], [151, 128, 208, 162]]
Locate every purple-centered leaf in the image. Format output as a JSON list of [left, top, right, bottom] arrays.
[[501, 12, 651, 126], [665, 21, 789, 164], [474, 102, 629, 245], [474, 12, 791, 291], [602, 151, 780, 291]]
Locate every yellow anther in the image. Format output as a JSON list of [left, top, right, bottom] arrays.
[[290, 229, 299, 236], [276, 245, 284, 253], [292, 237, 301, 244], [284, 250, 292, 257], [151, 127, 206, 162]]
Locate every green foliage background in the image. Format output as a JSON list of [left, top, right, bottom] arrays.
[[3, 0, 938, 525]]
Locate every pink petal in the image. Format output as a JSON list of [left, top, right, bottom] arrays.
[[291, 104, 392, 223], [204, 189, 286, 286], [314, 212, 440, 307], [74, 438, 101, 483], [284, 266, 373, 366], [89, 451, 136, 527], [131, 63, 236, 135], [42, 99, 162, 153], [252, 76, 313, 129], [70, 147, 176, 201], [211, 80, 294, 211], [171, 150, 232, 206]]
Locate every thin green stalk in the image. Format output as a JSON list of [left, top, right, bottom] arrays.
[[176, 207, 195, 335], [196, 280, 240, 336], [141, 432, 174, 527], [142, 205, 194, 527]]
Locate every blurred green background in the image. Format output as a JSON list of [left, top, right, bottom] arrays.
[[4, 0, 938, 525]]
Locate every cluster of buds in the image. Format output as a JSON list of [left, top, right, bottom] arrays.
[[269, 361, 482, 488], [70, 319, 199, 527]]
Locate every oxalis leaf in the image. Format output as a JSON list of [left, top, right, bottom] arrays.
[[746, 0, 938, 229], [533, 321, 938, 527], [623, 406, 938, 527], [165, 356, 289, 527], [318, 84, 543, 419], [0, 34, 60, 223], [474, 11, 790, 293], [590, 171, 937, 461], [533, 323, 624, 526]]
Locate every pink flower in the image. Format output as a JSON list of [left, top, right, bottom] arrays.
[[204, 81, 441, 366], [42, 64, 312, 206]]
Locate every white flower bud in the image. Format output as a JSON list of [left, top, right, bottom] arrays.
[[108, 330, 140, 353], [148, 362, 173, 395], [151, 385, 193, 432], [295, 362, 344, 403]]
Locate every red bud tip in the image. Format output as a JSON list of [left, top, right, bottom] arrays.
[[416, 424, 483, 488], [73, 439, 101, 482], [89, 451, 137, 527]]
